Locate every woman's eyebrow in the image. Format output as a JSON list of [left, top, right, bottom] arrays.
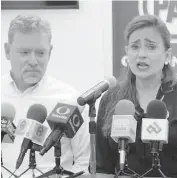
[[144, 38, 157, 44], [130, 39, 140, 44]]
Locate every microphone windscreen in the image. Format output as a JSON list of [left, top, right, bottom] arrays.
[[115, 99, 135, 115], [1, 102, 16, 121], [104, 76, 117, 89], [146, 100, 167, 119], [27, 104, 47, 123]]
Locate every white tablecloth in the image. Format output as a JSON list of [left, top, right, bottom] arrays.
[[48, 173, 170, 178]]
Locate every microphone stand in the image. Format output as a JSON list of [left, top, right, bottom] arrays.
[[139, 142, 167, 178], [1, 133, 18, 178], [36, 140, 73, 178], [114, 161, 140, 178], [87, 92, 100, 178], [17, 146, 45, 178], [1, 153, 18, 178], [114, 140, 140, 178]]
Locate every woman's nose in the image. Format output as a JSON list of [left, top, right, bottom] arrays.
[[138, 47, 147, 58]]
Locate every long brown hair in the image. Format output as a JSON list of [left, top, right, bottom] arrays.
[[102, 15, 177, 136]]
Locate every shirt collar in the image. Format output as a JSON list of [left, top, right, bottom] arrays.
[[8, 71, 46, 94], [160, 80, 174, 94], [135, 80, 174, 119]]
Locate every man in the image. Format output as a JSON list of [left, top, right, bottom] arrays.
[[1, 15, 90, 178]]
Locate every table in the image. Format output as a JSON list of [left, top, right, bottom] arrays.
[[49, 173, 170, 178]]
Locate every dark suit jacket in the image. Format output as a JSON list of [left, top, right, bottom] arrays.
[[96, 81, 177, 177]]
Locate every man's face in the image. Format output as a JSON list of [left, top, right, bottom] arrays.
[[5, 31, 52, 87]]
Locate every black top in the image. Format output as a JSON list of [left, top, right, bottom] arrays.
[[96, 81, 177, 177]]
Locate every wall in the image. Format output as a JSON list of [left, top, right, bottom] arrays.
[[1, 0, 113, 94]]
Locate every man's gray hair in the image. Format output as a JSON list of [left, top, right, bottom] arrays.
[[8, 15, 52, 44]]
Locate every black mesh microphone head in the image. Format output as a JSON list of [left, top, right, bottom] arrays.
[[27, 104, 47, 123], [146, 100, 167, 119]]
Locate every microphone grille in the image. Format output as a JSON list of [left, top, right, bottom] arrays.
[[146, 100, 167, 119], [115, 99, 135, 115], [27, 104, 47, 123], [104, 76, 117, 89], [1, 102, 16, 121]]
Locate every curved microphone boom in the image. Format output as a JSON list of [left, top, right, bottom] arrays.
[[77, 76, 117, 106], [16, 104, 48, 169]]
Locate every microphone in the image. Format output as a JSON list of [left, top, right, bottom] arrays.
[[1, 102, 16, 143], [77, 76, 117, 106], [40, 103, 84, 156], [16, 104, 48, 169], [141, 100, 168, 153], [111, 99, 137, 170]]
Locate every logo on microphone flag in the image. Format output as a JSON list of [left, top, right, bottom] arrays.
[[47, 103, 84, 138], [147, 122, 162, 134], [15, 119, 29, 136], [1, 117, 16, 142], [32, 123, 48, 145], [16, 119, 48, 145], [141, 118, 169, 143]]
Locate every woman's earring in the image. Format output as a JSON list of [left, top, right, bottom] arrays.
[[165, 61, 169, 65], [121, 56, 129, 67]]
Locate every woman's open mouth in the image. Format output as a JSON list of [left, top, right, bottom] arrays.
[[137, 62, 149, 70]]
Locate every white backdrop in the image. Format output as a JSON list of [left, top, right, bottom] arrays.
[[1, 0, 113, 94]]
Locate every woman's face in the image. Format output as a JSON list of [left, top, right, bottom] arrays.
[[126, 27, 171, 80]]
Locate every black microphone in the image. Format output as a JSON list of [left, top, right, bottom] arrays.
[[16, 104, 48, 169], [1, 102, 16, 143], [146, 100, 167, 119], [141, 100, 168, 153], [40, 103, 84, 156], [77, 76, 117, 106]]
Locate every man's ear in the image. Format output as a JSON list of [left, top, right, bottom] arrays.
[[4, 43, 11, 60]]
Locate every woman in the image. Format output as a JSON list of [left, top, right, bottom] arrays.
[[96, 15, 177, 177]]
